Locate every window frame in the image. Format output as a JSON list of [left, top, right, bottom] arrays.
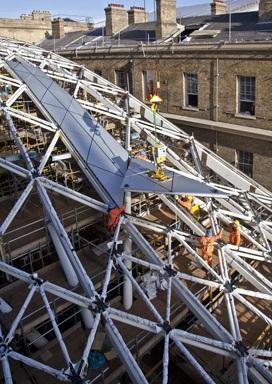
[[115, 70, 127, 90], [237, 75, 256, 116], [236, 150, 254, 177], [184, 72, 198, 109], [115, 69, 133, 93]]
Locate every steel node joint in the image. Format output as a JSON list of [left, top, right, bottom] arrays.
[[160, 320, 172, 335], [108, 245, 120, 260], [31, 169, 40, 179], [31, 273, 44, 287], [224, 280, 235, 293], [0, 342, 8, 358], [164, 264, 177, 277], [93, 295, 108, 313], [234, 341, 249, 357], [67, 362, 85, 384]]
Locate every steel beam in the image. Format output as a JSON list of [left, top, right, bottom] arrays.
[[9, 351, 69, 381], [171, 329, 236, 358], [108, 308, 160, 334], [36, 179, 96, 298], [40, 177, 108, 213], [38, 130, 60, 172], [0, 180, 33, 235], [103, 312, 149, 384], [0, 158, 31, 178], [124, 220, 233, 343]]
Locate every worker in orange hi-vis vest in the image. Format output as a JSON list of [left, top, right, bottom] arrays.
[[200, 228, 223, 267], [176, 195, 193, 211], [107, 206, 125, 233], [176, 195, 201, 220], [229, 220, 241, 246]]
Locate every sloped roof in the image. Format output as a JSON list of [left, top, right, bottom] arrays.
[[182, 11, 272, 43], [39, 22, 156, 51], [38, 9, 272, 51]]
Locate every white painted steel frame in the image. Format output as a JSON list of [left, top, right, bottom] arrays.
[[0, 37, 271, 384]]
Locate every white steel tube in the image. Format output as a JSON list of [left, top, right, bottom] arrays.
[[123, 191, 133, 310], [39, 286, 71, 367], [1, 355, 13, 384], [47, 224, 79, 288]]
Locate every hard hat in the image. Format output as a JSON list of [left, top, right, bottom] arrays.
[[206, 229, 213, 237], [175, 195, 179, 200], [234, 220, 240, 226], [150, 94, 162, 104], [187, 195, 193, 201]]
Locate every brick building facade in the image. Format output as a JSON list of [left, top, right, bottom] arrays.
[[39, 0, 272, 189], [59, 41, 272, 189]]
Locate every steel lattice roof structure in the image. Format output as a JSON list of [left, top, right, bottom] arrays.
[[0, 37, 271, 384]]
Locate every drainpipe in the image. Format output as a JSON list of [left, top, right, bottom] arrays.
[[215, 57, 219, 122]]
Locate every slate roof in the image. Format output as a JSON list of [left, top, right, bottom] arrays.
[[39, 21, 156, 51], [182, 11, 272, 43], [38, 10, 272, 51]]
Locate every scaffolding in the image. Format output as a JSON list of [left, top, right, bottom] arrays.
[[0, 37, 271, 384]]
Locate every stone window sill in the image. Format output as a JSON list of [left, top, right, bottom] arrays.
[[234, 113, 256, 120], [181, 106, 199, 112]]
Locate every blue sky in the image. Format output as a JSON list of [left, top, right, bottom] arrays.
[[1, 0, 207, 21]]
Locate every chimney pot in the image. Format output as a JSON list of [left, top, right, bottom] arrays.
[[128, 6, 148, 24], [210, 0, 227, 15]]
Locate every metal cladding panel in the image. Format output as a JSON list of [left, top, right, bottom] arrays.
[[122, 159, 228, 197], [8, 58, 128, 207], [69, 98, 87, 116], [42, 102, 67, 126], [61, 113, 93, 159], [34, 70, 55, 88]]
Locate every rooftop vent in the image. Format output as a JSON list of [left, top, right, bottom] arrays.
[[190, 29, 221, 38]]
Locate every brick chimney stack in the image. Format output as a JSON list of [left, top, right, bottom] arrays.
[[105, 3, 128, 36], [259, 0, 272, 21], [128, 6, 148, 24], [210, 0, 227, 15], [52, 18, 65, 39], [156, 0, 177, 40]]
